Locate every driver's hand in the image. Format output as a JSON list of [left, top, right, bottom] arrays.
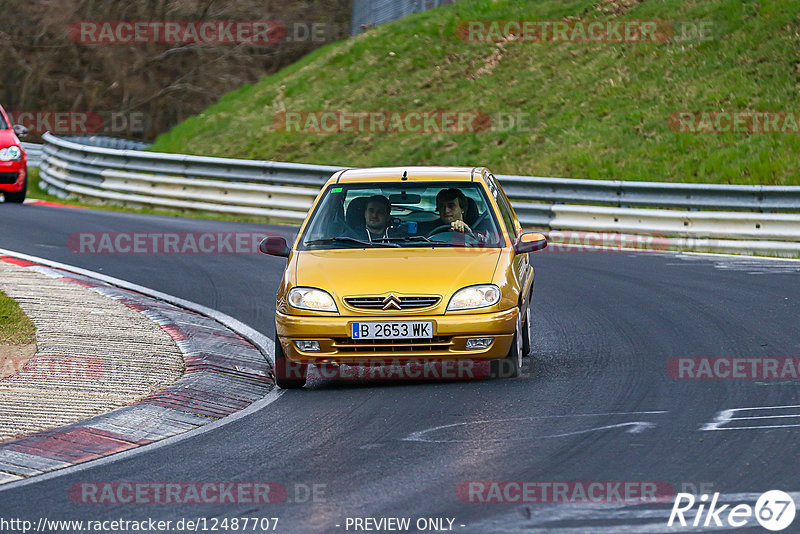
[[451, 220, 471, 233]]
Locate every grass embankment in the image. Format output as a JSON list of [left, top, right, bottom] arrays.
[[150, 0, 800, 185], [0, 290, 35, 345]]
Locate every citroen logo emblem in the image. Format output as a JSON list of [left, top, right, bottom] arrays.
[[382, 293, 402, 310]]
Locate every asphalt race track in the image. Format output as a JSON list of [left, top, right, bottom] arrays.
[[1, 202, 799, 533]]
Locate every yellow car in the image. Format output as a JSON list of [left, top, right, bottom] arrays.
[[260, 166, 547, 388]]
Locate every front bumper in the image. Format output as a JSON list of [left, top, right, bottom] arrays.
[[276, 307, 518, 364], [0, 160, 26, 192]]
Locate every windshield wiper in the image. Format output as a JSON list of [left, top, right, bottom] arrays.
[[304, 237, 400, 248], [384, 235, 434, 243], [384, 236, 459, 246]]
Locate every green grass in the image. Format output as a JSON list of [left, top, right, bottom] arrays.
[[0, 290, 36, 345], [149, 0, 800, 185]]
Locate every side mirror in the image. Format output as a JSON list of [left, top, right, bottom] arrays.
[[514, 232, 547, 254], [13, 124, 27, 139], [259, 236, 290, 258]]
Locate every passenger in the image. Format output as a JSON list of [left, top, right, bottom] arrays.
[[360, 195, 392, 242]]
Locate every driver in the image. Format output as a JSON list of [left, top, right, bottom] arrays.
[[421, 188, 473, 235]]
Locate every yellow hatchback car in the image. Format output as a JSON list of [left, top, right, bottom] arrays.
[[260, 167, 547, 388]]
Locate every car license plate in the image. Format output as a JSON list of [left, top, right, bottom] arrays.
[[351, 321, 433, 340]]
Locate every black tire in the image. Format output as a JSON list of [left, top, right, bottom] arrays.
[[521, 305, 532, 358], [4, 171, 27, 203], [273, 337, 307, 389], [491, 312, 523, 379]]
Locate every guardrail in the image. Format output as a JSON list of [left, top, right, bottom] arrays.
[[21, 142, 42, 168], [39, 133, 336, 222], [501, 175, 800, 212], [37, 133, 800, 257], [55, 135, 151, 151], [24, 138, 147, 168], [351, 0, 460, 36]]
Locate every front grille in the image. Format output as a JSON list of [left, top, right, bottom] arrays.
[[333, 336, 452, 353], [344, 296, 440, 310], [0, 172, 18, 185]]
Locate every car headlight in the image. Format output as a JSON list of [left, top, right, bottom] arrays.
[[0, 146, 21, 161], [287, 287, 338, 312], [447, 284, 501, 311]]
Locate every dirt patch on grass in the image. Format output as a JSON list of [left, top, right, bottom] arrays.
[[594, 0, 644, 16]]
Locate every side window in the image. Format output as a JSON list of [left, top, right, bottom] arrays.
[[490, 175, 516, 239]]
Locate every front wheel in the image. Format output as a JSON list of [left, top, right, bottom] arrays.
[[273, 337, 307, 389], [491, 312, 523, 379], [521, 304, 532, 358]]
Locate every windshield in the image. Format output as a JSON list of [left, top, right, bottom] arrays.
[[298, 182, 506, 250], [0, 113, 7, 129]]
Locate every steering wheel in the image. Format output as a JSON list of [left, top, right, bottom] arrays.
[[426, 224, 480, 244]]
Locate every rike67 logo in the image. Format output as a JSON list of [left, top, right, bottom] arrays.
[[669, 490, 796, 531]]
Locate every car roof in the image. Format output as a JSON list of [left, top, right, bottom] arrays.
[[333, 166, 488, 184]]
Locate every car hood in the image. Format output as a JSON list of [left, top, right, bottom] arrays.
[[294, 248, 501, 300]]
